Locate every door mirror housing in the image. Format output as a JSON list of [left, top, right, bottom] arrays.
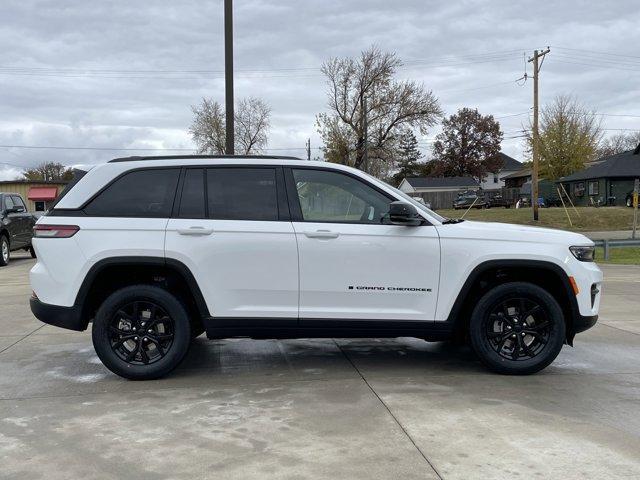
[[6, 207, 22, 214], [388, 201, 423, 226]]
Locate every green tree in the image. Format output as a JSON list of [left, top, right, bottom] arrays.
[[392, 130, 422, 185], [431, 108, 504, 181], [527, 95, 602, 180], [317, 46, 441, 175], [22, 162, 74, 181]]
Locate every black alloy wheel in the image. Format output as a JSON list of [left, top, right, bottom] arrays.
[[92, 285, 191, 380], [108, 301, 175, 366], [469, 282, 565, 375], [485, 297, 550, 361]]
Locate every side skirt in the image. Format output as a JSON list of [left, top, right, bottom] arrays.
[[203, 317, 454, 341]]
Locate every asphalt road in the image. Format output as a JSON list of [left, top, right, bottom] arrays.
[[1, 253, 639, 479]]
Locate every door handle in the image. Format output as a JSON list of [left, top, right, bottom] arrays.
[[177, 227, 213, 236], [304, 230, 339, 239]]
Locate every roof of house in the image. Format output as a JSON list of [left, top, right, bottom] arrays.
[[501, 168, 531, 180], [498, 152, 522, 171], [560, 144, 640, 182], [404, 176, 479, 189], [0, 179, 69, 185]]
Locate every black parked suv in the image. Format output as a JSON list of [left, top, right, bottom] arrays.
[[0, 193, 37, 266]]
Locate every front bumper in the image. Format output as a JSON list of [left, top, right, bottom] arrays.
[[30, 296, 86, 331]]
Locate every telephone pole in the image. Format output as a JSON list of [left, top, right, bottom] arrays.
[[362, 96, 369, 173], [306, 138, 311, 161], [528, 47, 550, 221], [224, 0, 234, 155]]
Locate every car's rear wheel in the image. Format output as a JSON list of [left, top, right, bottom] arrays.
[[0, 236, 9, 267], [92, 285, 191, 380], [469, 282, 565, 375]]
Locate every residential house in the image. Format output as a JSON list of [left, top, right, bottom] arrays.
[[479, 153, 522, 191], [559, 144, 640, 206]]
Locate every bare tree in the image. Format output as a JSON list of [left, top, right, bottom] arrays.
[[235, 97, 270, 155], [190, 97, 271, 155], [598, 131, 640, 157], [317, 46, 442, 173], [525, 95, 602, 180]]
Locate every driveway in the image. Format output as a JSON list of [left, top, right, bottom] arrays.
[[1, 253, 639, 479]]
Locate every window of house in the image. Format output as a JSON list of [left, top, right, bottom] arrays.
[[574, 182, 585, 197], [84, 168, 180, 217], [291, 169, 391, 224], [206, 168, 278, 221], [588, 181, 599, 196], [493, 174, 499, 184], [35, 201, 46, 212]]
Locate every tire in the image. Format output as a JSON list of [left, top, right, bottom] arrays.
[[29, 245, 36, 258], [469, 282, 565, 375], [0, 235, 9, 267], [92, 285, 192, 380]]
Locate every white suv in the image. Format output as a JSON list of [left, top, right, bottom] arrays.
[[29, 155, 602, 379]]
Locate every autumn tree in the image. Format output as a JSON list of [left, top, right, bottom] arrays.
[[392, 130, 422, 185], [597, 131, 640, 157], [431, 108, 504, 181], [190, 97, 271, 155], [22, 162, 74, 181], [317, 46, 441, 175], [526, 95, 602, 180]]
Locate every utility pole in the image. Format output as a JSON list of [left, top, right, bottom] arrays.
[[362, 96, 369, 173], [306, 138, 311, 161], [224, 0, 234, 155], [528, 47, 550, 221]]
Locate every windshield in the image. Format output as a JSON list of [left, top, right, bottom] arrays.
[[360, 172, 448, 223]]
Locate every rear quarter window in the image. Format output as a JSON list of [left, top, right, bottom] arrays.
[[84, 168, 180, 217]]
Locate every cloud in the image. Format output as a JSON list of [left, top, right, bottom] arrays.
[[1, 0, 639, 179]]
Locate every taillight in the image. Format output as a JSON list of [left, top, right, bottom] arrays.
[[33, 224, 80, 238]]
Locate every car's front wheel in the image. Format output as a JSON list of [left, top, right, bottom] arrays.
[[92, 285, 192, 380], [0, 236, 9, 267], [469, 282, 565, 375]]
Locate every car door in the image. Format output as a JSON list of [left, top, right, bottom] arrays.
[[11, 195, 32, 246], [165, 166, 298, 321], [3, 195, 23, 248], [286, 167, 440, 323]]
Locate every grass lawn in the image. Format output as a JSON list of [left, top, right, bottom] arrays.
[[596, 247, 640, 265], [436, 206, 636, 232]]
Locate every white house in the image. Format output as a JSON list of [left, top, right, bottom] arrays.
[[398, 176, 479, 194], [479, 153, 522, 190]]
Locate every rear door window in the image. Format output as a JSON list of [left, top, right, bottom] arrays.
[[178, 168, 206, 218], [206, 168, 278, 221], [84, 168, 179, 217], [4, 196, 14, 211]]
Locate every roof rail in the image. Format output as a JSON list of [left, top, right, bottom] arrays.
[[108, 154, 303, 163]]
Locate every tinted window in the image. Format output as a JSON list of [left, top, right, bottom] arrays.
[[179, 169, 205, 218], [207, 168, 278, 221], [4, 196, 14, 210], [292, 169, 391, 223], [85, 168, 179, 217], [12, 196, 26, 210]]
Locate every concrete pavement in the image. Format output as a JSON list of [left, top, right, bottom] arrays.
[[1, 252, 639, 479]]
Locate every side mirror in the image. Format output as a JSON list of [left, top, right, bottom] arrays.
[[5, 207, 20, 214], [388, 201, 423, 226]]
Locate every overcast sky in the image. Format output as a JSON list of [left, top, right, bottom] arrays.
[[1, 0, 639, 179]]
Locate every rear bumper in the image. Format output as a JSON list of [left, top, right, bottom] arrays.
[[574, 314, 598, 335], [29, 296, 86, 331]]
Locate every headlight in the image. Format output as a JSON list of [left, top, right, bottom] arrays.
[[570, 246, 595, 262]]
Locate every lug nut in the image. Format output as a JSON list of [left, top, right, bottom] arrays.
[[521, 332, 526, 337], [143, 337, 148, 342], [141, 322, 146, 327], [132, 327, 136, 331], [148, 329, 153, 333], [506, 326, 511, 330], [512, 334, 516, 338], [134, 336, 138, 341]]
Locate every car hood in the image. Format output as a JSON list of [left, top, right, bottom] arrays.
[[436, 220, 594, 246]]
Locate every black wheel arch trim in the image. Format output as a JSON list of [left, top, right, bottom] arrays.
[[445, 259, 592, 343], [69, 256, 210, 330]]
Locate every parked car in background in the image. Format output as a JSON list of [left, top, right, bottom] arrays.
[[0, 193, 37, 266], [485, 192, 511, 208], [453, 191, 488, 209]]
